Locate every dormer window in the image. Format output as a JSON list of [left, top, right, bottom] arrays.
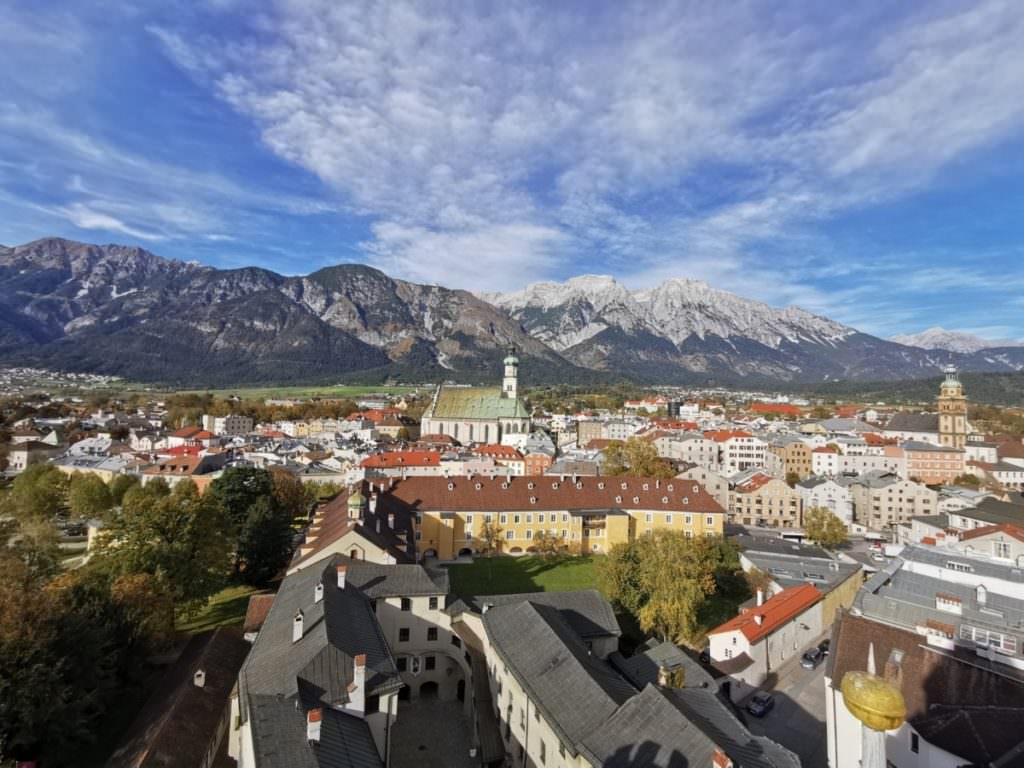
[[447, 482, 454, 491], [642, 483, 649, 491], [621, 482, 628, 490], [528, 482, 535, 490], [615, 495, 622, 504], [530, 496, 537, 504], [667, 484, 674, 492], [632, 496, 640, 504], [693, 485, 699, 494], [475, 482, 482, 490], [552, 482, 559, 490], [598, 482, 605, 490], [683, 497, 689, 505], [662, 496, 669, 504]]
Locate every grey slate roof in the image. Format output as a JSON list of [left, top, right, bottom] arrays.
[[903, 440, 962, 453], [241, 557, 400, 712], [580, 684, 800, 768], [609, 639, 715, 691], [339, 558, 449, 597], [248, 695, 382, 768], [742, 551, 861, 593], [909, 513, 949, 528], [955, 498, 1024, 526], [448, 588, 621, 639], [483, 601, 634, 754], [885, 413, 940, 433], [731, 534, 831, 561]]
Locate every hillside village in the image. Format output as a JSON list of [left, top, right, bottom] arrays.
[[2, 356, 1024, 768]]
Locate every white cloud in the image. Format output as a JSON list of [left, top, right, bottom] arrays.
[[145, 0, 1024, 304], [56, 203, 165, 241]]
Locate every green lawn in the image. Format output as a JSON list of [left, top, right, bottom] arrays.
[[175, 384, 419, 400], [445, 555, 599, 596], [175, 583, 268, 634]]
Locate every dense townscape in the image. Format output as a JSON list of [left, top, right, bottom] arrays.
[[4, 3, 1024, 767], [2, 352, 1023, 768]]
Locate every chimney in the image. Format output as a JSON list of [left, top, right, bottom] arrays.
[[712, 748, 733, 768], [482, 602, 493, 614], [754, 614, 764, 626], [337, 564, 348, 589], [347, 654, 367, 713], [376, 518, 381, 533], [388, 512, 395, 529], [756, 589, 764, 607], [369, 494, 378, 514], [193, 669, 206, 688], [314, 580, 324, 603], [293, 610, 304, 642], [307, 708, 323, 743], [657, 664, 671, 687]]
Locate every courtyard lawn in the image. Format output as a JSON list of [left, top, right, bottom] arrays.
[[176, 583, 268, 634], [445, 555, 599, 596]]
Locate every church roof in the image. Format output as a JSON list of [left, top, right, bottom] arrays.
[[428, 385, 529, 420]]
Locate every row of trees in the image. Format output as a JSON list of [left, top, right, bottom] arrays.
[[1, 465, 320, 763]]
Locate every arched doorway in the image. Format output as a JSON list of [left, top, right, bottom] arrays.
[[421, 548, 438, 559], [419, 681, 439, 701], [457, 547, 473, 557], [509, 546, 523, 554], [398, 685, 411, 702]]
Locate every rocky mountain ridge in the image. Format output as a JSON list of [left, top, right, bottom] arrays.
[[2, 238, 1023, 386]]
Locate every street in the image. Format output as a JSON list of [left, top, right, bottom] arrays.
[[743, 638, 829, 768]]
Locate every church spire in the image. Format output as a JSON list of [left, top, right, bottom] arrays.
[[502, 345, 519, 400]]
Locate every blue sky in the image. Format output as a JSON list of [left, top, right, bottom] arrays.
[[2, 1, 1023, 341]]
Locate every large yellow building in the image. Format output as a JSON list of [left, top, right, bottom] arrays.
[[378, 474, 725, 559]]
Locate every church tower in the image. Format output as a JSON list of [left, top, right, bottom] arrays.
[[502, 346, 519, 400], [937, 365, 967, 449]]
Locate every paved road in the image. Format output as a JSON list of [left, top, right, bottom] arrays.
[[744, 641, 829, 768]]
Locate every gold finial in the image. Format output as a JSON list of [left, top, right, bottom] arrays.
[[840, 671, 907, 732]]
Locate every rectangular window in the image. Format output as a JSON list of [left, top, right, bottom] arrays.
[[540, 740, 546, 764], [911, 733, 919, 753], [425, 656, 436, 671], [514, 514, 521, 524], [538, 513, 545, 523], [484, 514, 492, 522], [561, 529, 568, 539], [645, 512, 652, 523], [526, 529, 533, 540], [451, 635, 462, 648], [500, 513, 507, 524], [415, 531, 422, 541], [399, 628, 410, 642], [466, 514, 474, 526], [526, 513, 533, 523], [401, 598, 412, 611], [665, 514, 672, 524], [562, 513, 568, 522], [427, 627, 438, 641], [428, 596, 438, 610], [506, 530, 514, 540], [706, 515, 714, 526], [397, 656, 408, 671]]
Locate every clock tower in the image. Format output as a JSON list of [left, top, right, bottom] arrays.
[[937, 365, 967, 449]]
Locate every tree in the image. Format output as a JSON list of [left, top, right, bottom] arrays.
[[532, 531, 565, 557], [953, 473, 981, 488], [207, 466, 276, 533], [108, 474, 140, 506], [478, 519, 505, 557], [603, 438, 675, 479], [9, 463, 67, 521], [803, 507, 848, 549], [238, 496, 294, 586], [785, 471, 801, 488], [67, 473, 113, 520], [598, 530, 738, 644], [98, 480, 233, 612], [810, 405, 832, 419], [270, 467, 316, 521]]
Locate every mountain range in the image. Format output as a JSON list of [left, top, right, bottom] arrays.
[[888, 326, 1023, 355], [2, 238, 1023, 387]]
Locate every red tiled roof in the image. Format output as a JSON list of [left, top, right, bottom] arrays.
[[960, 522, 1024, 544], [361, 451, 441, 469], [750, 403, 801, 416], [584, 439, 614, 450], [813, 446, 839, 454], [473, 444, 524, 460], [166, 444, 203, 457], [243, 594, 275, 633], [736, 473, 774, 493], [651, 420, 700, 431], [707, 584, 821, 643], [380, 474, 724, 514], [704, 430, 752, 442], [170, 426, 203, 439]]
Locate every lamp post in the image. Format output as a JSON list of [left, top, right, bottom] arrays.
[[840, 671, 906, 768]]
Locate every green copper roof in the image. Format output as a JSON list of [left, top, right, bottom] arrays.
[[430, 386, 529, 420]]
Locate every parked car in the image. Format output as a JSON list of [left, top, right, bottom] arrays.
[[870, 551, 886, 563], [800, 647, 824, 669], [746, 691, 775, 717]]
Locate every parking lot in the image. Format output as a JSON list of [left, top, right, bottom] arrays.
[[742, 639, 829, 768]]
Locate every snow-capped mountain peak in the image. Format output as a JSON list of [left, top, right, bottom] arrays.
[[889, 326, 1022, 354]]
